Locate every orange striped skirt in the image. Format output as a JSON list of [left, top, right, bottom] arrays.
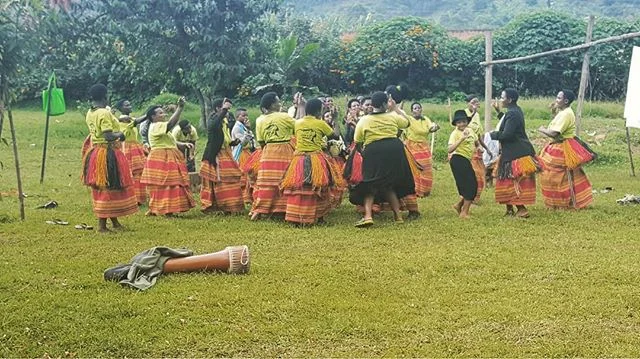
[[237, 148, 254, 204], [471, 148, 485, 201], [495, 176, 536, 205], [539, 142, 593, 209], [328, 156, 346, 209], [284, 187, 331, 224], [122, 142, 146, 175], [91, 188, 138, 219], [123, 142, 147, 204], [142, 148, 195, 215], [251, 142, 294, 215], [405, 140, 433, 197], [280, 151, 345, 222], [82, 143, 137, 218], [200, 148, 244, 213]]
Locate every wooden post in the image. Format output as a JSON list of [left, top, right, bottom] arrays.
[[8, 108, 25, 220], [576, 15, 595, 136], [40, 81, 53, 184], [626, 126, 636, 177], [0, 101, 4, 141], [0, 77, 4, 140], [480, 31, 640, 66], [484, 31, 493, 131]]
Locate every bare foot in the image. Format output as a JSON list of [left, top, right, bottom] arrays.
[[452, 203, 462, 215], [98, 228, 112, 233], [459, 213, 471, 219], [515, 210, 530, 218]]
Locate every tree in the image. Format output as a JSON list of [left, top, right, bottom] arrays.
[[112, 0, 280, 128], [493, 11, 585, 96], [0, 0, 44, 220], [42, 0, 280, 128], [339, 17, 449, 97], [250, 32, 320, 97]]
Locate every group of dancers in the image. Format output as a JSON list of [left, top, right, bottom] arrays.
[[80, 83, 597, 232]]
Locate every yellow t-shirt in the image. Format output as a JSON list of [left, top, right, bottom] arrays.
[[120, 121, 140, 144], [86, 108, 119, 145], [171, 125, 199, 142], [448, 128, 477, 160], [466, 108, 484, 138], [548, 107, 576, 139], [256, 112, 295, 143], [149, 122, 177, 149], [404, 116, 434, 143], [354, 112, 410, 146], [294, 116, 334, 152]]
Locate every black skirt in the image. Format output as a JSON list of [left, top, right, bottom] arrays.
[[349, 137, 415, 205], [449, 154, 477, 201]]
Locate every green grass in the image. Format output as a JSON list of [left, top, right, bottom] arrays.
[[2, 101, 640, 357]]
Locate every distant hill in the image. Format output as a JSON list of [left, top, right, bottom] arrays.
[[283, 0, 640, 29]]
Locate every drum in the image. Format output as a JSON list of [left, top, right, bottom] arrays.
[[163, 245, 250, 274]]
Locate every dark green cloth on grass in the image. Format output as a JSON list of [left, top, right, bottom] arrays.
[[105, 247, 193, 291]]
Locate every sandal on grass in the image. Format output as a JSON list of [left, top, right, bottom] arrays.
[[74, 223, 94, 230], [36, 200, 58, 209], [46, 219, 68, 225], [355, 218, 374, 228]]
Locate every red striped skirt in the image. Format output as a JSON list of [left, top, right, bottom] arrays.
[[82, 143, 137, 218], [495, 176, 536, 205], [405, 140, 433, 197], [251, 142, 294, 215], [284, 188, 330, 224], [142, 148, 195, 215], [328, 156, 346, 209], [471, 148, 485, 201], [123, 142, 146, 176], [539, 142, 593, 209], [200, 149, 244, 213], [280, 151, 345, 222], [237, 148, 254, 204], [123, 142, 147, 204], [91, 188, 138, 219]]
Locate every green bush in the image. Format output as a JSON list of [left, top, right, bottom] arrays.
[[339, 17, 449, 97]]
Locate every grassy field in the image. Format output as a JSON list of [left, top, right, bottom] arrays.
[[2, 100, 640, 357]]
